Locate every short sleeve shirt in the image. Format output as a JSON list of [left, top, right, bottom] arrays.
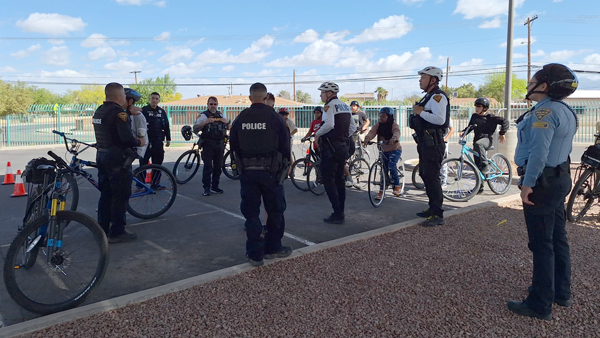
[[310, 119, 322, 133], [352, 111, 368, 131]]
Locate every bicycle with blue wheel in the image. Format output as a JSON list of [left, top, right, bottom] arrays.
[[441, 124, 513, 201]]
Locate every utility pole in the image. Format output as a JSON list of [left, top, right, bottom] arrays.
[[130, 70, 141, 84], [293, 69, 296, 102], [445, 57, 449, 90], [524, 15, 538, 83]]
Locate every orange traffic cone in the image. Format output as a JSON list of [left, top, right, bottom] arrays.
[[2, 162, 15, 185], [145, 170, 152, 183], [11, 170, 27, 197]]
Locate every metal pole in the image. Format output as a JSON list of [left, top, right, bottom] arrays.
[[524, 15, 537, 83], [293, 69, 296, 102], [445, 57, 449, 90], [504, 0, 515, 121]]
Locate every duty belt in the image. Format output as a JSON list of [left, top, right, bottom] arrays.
[[241, 157, 272, 171]]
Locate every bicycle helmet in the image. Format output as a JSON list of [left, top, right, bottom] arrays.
[[379, 107, 394, 116], [278, 107, 289, 115], [313, 106, 323, 113], [181, 125, 192, 141], [418, 66, 443, 81], [474, 98, 490, 110], [531, 63, 578, 100], [124, 88, 142, 103], [318, 81, 339, 93], [350, 100, 360, 107]]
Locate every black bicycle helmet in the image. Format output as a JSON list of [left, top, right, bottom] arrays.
[[474, 97, 490, 109], [350, 100, 360, 107], [181, 125, 192, 141], [313, 106, 323, 113], [379, 107, 394, 116], [533, 63, 579, 100], [124, 88, 142, 103]]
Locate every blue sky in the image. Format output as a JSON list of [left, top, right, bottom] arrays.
[[0, 0, 599, 102]]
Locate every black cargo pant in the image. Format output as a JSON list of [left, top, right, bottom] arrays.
[[320, 144, 347, 217], [201, 140, 225, 190], [417, 142, 445, 217], [97, 151, 132, 236]]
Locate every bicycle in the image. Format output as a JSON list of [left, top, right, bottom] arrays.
[[53, 130, 177, 219], [349, 131, 371, 165], [290, 136, 320, 192], [441, 125, 513, 202], [565, 133, 600, 222], [367, 141, 406, 208], [412, 142, 451, 190], [3, 150, 109, 315]]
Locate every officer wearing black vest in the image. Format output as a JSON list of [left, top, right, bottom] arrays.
[[141, 92, 171, 166], [230, 83, 292, 267], [410, 66, 450, 227], [92, 82, 145, 243], [193, 96, 230, 196]]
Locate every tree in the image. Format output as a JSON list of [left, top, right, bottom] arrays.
[[0, 81, 34, 116], [74, 85, 105, 105], [375, 87, 388, 102], [295, 90, 312, 103], [277, 90, 291, 100], [400, 94, 422, 106], [480, 72, 527, 104], [131, 74, 182, 104]]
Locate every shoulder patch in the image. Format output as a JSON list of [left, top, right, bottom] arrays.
[[532, 121, 549, 129], [534, 108, 552, 121], [324, 106, 330, 112], [433, 95, 442, 103], [117, 112, 128, 122]]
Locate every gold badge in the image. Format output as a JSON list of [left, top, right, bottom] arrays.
[[117, 112, 128, 122], [534, 108, 552, 121], [433, 94, 442, 103], [324, 106, 330, 112], [532, 121, 549, 129]]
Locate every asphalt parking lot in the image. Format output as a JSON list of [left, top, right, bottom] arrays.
[[0, 144, 532, 326]]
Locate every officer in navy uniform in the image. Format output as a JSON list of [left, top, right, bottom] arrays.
[[93, 83, 146, 243], [410, 66, 450, 227], [193, 96, 230, 196], [507, 63, 579, 321], [141, 92, 171, 166], [315, 81, 356, 224], [230, 83, 292, 267]]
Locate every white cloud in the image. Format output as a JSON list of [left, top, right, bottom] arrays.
[[344, 15, 412, 44], [191, 35, 274, 67], [117, 49, 155, 57], [161, 63, 198, 76], [188, 38, 205, 46], [479, 17, 501, 29], [293, 29, 319, 44], [356, 47, 432, 72], [16, 13, 86, 36], [399, 0, 426, 3], [240, 69, 280, 77], [48, 39, 65, 45], [544, 49, 587, 62], [266, 40, 348, 67], [155, 1, 166, 7], [42, 46, 71, 66], [454, 0, 525, 19], [583, 53, 600, 67], [104, 58, 148, 71], [222, 65, 235, 72], [158, 46, 194, 63], [513, 53, 526, 59], [532, 50, 546, 57], [10, 44, 42, 59], [113, 0, 153, 5], [89, 46, 116, 60], [499, 37, 534, 48], [458, 58, 484, 67], [154, 32, 170, 41], [39, 69, 88, 78], [324, 31, 350, 42], [553, 0, 563, 2], [0, 66, 17, 73], [81, 33, 108, 48]]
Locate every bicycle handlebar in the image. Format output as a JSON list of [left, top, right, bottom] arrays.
[[52, 130, 96, 154], [47, 150, 71, 170]]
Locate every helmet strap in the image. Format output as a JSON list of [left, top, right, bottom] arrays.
[[525, 82, 547, 101]]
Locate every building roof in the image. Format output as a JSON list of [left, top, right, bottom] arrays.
[[162, 95, 304, 106], [344, 93, 375, 100], [565, 90, 600, 99]]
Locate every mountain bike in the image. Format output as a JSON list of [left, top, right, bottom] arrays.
[[350, 131, 371, 165], [441, 125, 512, 202], [566, 133, 600, 222], [367, 141, 405, 208], [290, 136, 320, 191], [3, 150, 108, 315], [53, 130, 177, 219]]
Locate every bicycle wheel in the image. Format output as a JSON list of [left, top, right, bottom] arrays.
[[566, 167, 599, 222], [368, 162, 386, 207], [128, 164, 178, 219], [59, 173, 79, 212], [307, 162, 326, 196], [396, 157, 406, 194], [441, 158, 481, 202], [290, 158, 310, 191], [3, 211, 108, 315], [412, 164, 425, 190], [487, 153, 513, 195], [173, 150, 200, 184], [222, 149, 240, 180], [349, 158, 369, 190]]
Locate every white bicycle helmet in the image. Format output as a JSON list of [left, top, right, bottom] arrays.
[[418, 66, 443, 81], [318, 81, 340, 93]]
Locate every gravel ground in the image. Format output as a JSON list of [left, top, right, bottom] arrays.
[[15, 196, 600, 338]]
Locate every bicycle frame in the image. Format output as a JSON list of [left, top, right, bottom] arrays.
[[455, 128, 503, 182]]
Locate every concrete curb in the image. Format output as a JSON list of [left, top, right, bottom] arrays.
[[0, 193, 522, 338]]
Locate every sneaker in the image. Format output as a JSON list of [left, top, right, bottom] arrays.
[[393, 186, 403, 196], [211, 187, 224, 194], [507, 300, 552, 321], [246, 254, 264, 267], [265, 246, 293, 259], [416, 209, 432, 218], [108, 230, 138, 243], [555, 298, 573, 307], [375, 191, 383, 200], [477, 186, 484, 194], [421, 215, 445, 227], [203, 188, 211, 196], [323, 213, 345, 224], [345, 177, 354, 187]]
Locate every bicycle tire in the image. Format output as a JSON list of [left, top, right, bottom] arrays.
[[62, 173, 79, 212], [290, 158, 311, 192], [487, 153, 513, 195], [307, 162, 326, 196], [368, 161, 386, 207], [3, 211, 108, 315], [173, 150, 200, 184], [222, 149, 240, 180], [441, 158, 481, 202], [128, 164, 178, 219], [566, 167, 598, 222], [412, 164, 425, 190], [349, 158, 369, 190]]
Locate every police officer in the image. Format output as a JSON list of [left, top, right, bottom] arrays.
[[315, 81, 356, 224], [230, 83, 292, 267], [141, 92, 171, 166], [507, 63, 578, 321], [93, 83, 146, 243], [410, 66, 450, 227], [193, 96, 230, 196]]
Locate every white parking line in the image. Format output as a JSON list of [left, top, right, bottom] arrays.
[[185, 210, 220, 217], [284, 232, 316, 246], [128, 219, 165, 227], [144, 240, 171, 254], [0, 244, 10, 248]]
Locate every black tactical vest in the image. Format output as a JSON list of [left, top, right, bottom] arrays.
[[411, 88, 450, 135], [93, 102, 127, 149], [201, 110, 228, 141], [236, 105, 278, 159]]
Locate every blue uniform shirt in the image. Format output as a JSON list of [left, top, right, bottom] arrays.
[[514, 97, 577, 187]]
